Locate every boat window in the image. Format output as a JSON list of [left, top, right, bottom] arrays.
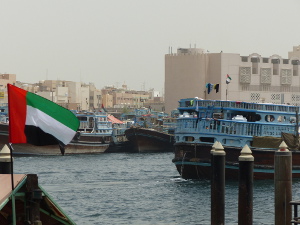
[[185, 100, 194, 107], [277, 116, 286, 122], [184, 136, 194, 142], [213, 113, 223, 119], [246, 113, 261, 122], [290, 117, 296, 123], [199, 137, 214, 143], [265, 115, 275, 122]]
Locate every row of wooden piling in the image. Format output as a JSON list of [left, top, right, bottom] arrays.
[[210, 141, 292, 225]]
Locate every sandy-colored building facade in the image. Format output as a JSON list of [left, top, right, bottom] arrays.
[[165, 46, 300, 114], [0, 74, 16, 104], [101, 85, 153, 109]]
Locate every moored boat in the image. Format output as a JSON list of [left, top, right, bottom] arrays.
[[125, 126, 175, 153], [0, 111, 113, 155], [172, 98, 300, 179], [66, 111, 113, 154], [123, 108, 176, 153], [105, 115, 134, 152]]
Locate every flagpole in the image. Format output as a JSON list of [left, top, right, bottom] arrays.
[[226, 83, 228, 101], [8, 143, 17, 225], [8, 143, 14, 190]]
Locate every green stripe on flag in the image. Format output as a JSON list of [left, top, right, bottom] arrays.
[[26, 92, 79, 131]]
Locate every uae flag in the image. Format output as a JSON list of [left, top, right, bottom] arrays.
[[8, 84, 79, 154], [226, 74, 232, 84]]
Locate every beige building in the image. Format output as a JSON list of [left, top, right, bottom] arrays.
[[101, 85, 154, 109], [89, 83, 102, 110], [0, 74, 16, 104], [0, 75, 163, 113], [165, 46, 300, 114], [37, 80, 94, 111]]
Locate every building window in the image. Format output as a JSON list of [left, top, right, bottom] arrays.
[[251, 57, 259, 74], [292, 94, 300, 102], [292, 60, 300, 76], [241, 56, 248, 62], [281, 69, 292, 85], [260, 68, 272, 84], [240, 67, 251, 84], [263, 58, 269, 63], [271, 94, 281, 101], [250, 93, 260, 101], [272, 58, 280, 75], [283, 59, 289, 64]]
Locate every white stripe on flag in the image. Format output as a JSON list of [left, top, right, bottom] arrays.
[[26, 106, 76, 145]]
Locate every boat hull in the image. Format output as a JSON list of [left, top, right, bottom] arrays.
[[173, 142, 300, 179], [125, 127, 175, 153]]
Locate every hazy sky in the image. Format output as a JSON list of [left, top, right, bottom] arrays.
[[1, 0, 300, 93]]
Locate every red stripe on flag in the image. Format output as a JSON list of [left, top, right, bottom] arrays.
[[8, 84, 27, 143]]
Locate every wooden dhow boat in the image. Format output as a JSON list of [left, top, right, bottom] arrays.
[[124, 111, 175, 153], [172, 98, 300, 179], [0, 111, 113, 155]]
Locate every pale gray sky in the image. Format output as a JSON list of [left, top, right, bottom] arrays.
[[1, 0, 300, 92]]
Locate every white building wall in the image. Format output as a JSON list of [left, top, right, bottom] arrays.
[[80, 86, 90, 111], [67, 81, 81, 107], [56, 86, 69, 103]]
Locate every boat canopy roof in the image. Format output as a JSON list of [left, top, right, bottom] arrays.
[[108, 115, 124, 124]]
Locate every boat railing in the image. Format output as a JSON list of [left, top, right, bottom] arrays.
[[97, 122, 113, 130], [79, 121, 90, 131], [176, 118, 296, 137], [179, 99, 300, 113]]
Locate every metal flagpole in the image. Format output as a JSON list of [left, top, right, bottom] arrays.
[[226, 83, 228, 100], [8, 143, 14, 190], [8, 143, 17, 225]]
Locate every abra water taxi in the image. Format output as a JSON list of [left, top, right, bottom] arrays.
[[172, 98, 300, 179]]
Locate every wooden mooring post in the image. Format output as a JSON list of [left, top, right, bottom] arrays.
[[211, 142, 225, 225], [0, 144, 13, 174], [211, 141, 218, 223], [238, 145, 253, 225], [275, 141, 292, 225]]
